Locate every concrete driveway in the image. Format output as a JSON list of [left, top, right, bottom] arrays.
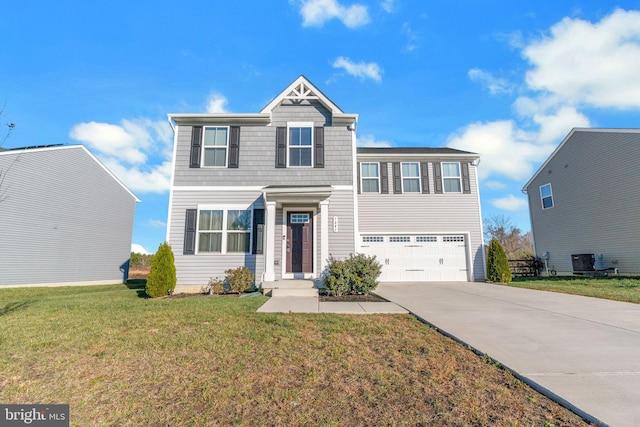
[[376, 281, 640, 427]]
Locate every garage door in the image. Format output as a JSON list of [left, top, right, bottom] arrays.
[[359, 235, 468, 282]]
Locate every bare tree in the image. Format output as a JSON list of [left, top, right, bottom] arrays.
[[0, 103, 17, 203], [483, 214, 533, 259]]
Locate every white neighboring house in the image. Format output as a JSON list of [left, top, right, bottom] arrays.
[[0, 145, 139, 287], [523, 128, 640, 276]]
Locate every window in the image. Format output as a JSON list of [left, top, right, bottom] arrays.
[[443, 236, 464, 242], [540, 183, 554, 209], [389, 236, 411, 243], [288, 126, 312, 167], [290, 213, 310, 223], [197, 208, 252, 253], [203, 127, 228, 167], [442, 162, 462, 192], [361, 163, 380, 192], [416, 236, 437, 243], [401, 162, 420, 193], [363, 236, 384, 243]]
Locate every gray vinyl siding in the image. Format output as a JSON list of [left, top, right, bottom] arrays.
[[357, 161, 485, 281], [526, 130, 640, 275], [0, 147, 137, 286], [173, 101, 353, 188], [327, 189, 356, 260], [168, 189, 265, 289]]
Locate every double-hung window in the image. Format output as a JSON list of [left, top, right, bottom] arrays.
[[361, 162, 380, 192], [540, 183, 554, 209], [288, 125, 312, 167], [197, 208, 252, 253], [203, 127, 228, 167], [198, 210, 223, 252], [226, 210, 252, 252], [442, 162, 462, 193], [401, 162, 420, 193]]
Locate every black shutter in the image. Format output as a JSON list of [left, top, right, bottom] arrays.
[[380, 162, 389, 194], [252, 209, 265, 255], [314, 127, 324, 168], [392, 162, 402, 194], [228, 126, 240, 168], [189, 126, 202, 168], [275, 127, 287, 168], [420, 162, 430, 194], [461, 162, 471, 194], [183, 209, 197, 255], [433, 162, 443, 194]]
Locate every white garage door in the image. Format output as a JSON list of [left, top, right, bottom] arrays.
[[359, 235, 468, 282]]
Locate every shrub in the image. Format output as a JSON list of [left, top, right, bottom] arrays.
[[203, 277, 224, 295], [145, 242, 177, 297], [224, 266, 254, 293], [486, 238, 512, 283], [323, 253, 382, 296]]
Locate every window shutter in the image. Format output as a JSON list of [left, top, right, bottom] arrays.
[[183, 209, 197, 255], [252, 209, 265, 254], [228, 126, 240, 168], [380, 162, 389, 194], [420, 162, 430, 194], [433, 162, 443, 194], [392, 162, 402, 194], [314, 126, 324, 168], [461, 162, 471, 194], [189, 126, 202, 168], [275, 127, 287, 168], [357, 162, 361, 194]]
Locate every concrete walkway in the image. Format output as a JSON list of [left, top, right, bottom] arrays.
[[257, 296, 408, 314], [376, 281, 640, 427]]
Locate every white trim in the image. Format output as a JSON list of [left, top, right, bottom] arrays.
[[201, 126, 229, 168], [264, 201, 277, 281], [166, 123, 180, 242], [473, 162, 486, 279], [171, 186, 265, 191], [195, 204, 253, 255], [360, 162, 381, 193], [400, 161, 421, 193], [281, 207, 318, 279], [351, 126, 360, 257], [286, 122, 314, 168], [320, 200, 330, 277], [540, 183, 554, 209], [260, 75, 345, 114]]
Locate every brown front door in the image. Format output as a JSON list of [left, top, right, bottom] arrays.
[[286, 212, 313, 273]]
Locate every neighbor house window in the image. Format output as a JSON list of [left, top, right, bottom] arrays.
[[442, 162, 462, 192], [288, 126, 312, 167], [198, 208, 252, 253], [540, 183, 554, 209], [401, 162, 420, 193], [203, 127, 228, 167], [361, 163, 380, 192]]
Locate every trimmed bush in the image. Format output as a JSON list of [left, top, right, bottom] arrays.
[[224, 266, 254, 293], [145, 242, 177, 298], [323, 253, 382, 296], [203, 277, 224, 295], [486, 238, 512, 283]]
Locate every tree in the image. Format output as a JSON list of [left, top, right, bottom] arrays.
[[486, 238, 512, 283], [483, 214, 533, 259], [0, 104, 16, 203], [145, 242, 177, 298]]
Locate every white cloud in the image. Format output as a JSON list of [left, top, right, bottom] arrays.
[[484, 180, 507, 190], [131, 243, 150, 254], [523, 8, 640, 109], [468, 68, 513, 95], [490, 194, 529, 211], [401, 22, 420, 53], [380, 0, 394, 13], [148, 219, 167, 228], [332, 56, 382, 82], [357, 134, 392, 147], [297, 0, 370, 29], [206, 93, 229, 113], [532, 105, 590, 144]]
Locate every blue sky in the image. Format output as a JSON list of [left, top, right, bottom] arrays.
[[2, 0, 640, 254]]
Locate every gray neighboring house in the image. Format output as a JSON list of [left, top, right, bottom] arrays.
[[523, 128, 640, 276], [167, 76, 485, 292], [0, 145, 139, 287]]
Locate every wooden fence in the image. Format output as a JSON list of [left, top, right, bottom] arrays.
[[507, 258, 542, 278]]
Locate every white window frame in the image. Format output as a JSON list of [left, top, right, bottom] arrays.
[[360, 162, 380, 193], [287, 121, 314, 168], [401, 162, 421, 193], [442, 162, 462, 193], [202, 126, 229, 168], [196, 205, 253, 254], [540, 183, 554, 210]]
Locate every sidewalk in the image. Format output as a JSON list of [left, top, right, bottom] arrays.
[[257, 296, 409, 314]]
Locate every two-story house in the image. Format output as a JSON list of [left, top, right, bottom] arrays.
[[167, 76, 485, 292]]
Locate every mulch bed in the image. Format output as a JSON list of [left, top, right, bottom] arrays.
[[319, 293, 388, 302]]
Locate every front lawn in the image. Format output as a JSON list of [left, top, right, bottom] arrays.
[[507, 276, 640, 303], [0, 282, 590, 426]]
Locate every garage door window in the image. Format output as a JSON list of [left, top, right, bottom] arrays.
[[416, 236, 437, 242], [389, 236, 411, 243], [363, 236, 384, 243], [443, 236, 464, 242]]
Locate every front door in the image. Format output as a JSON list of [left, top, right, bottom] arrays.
[[286, 212, 313, 273]]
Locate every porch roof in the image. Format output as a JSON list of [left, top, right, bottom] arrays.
[[262, 185, 333, 205]]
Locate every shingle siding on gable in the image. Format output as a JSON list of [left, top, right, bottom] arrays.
[[526, 130, 640, 275], [0, 147, 137, 286]]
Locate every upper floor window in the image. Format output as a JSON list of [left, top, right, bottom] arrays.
[[203, 127, 228, 167], [401, 162, 420, 193], [442, 162, 462, 193], [540, 183, 554, 209], [288, 126, 313, 167], [361, 162, 380, 193]]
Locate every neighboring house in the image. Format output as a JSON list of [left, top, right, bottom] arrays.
[[523, 128, 640, 276], [167, 76, 485, 292], [0, 145, 139, 287]]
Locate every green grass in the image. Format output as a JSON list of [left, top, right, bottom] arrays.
[[0, 282, 590, 426], [508, 276, 640, 303]]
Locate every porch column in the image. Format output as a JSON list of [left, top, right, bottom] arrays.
[[320, 199, 329, 275], [264, 200, 277, 282]]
